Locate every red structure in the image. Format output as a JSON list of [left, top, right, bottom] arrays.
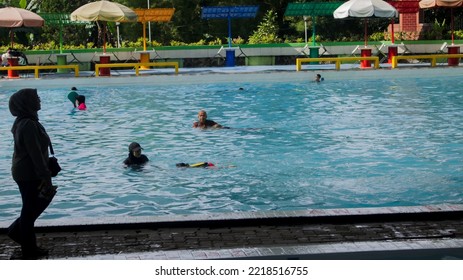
[[388, 0, 422, 35]]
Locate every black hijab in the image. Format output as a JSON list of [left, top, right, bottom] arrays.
[[9, 88, 41, 135]]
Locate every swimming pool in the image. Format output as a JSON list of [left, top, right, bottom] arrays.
[[1, 68, 462, 222]]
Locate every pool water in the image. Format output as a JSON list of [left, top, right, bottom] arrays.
[[1, 72, 462, 221]]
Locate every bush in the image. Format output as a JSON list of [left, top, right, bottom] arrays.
[[248, 10, 281, 44]]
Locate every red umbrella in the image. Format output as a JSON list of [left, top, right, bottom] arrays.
[[0, 7, 44, 48]]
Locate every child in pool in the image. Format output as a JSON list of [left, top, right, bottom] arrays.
[[75, 95, 87, 110]]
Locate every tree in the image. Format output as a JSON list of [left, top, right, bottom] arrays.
[[248, 9, 280, 44]]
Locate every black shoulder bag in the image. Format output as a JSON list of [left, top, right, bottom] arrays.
[[49, 142, 62, 177]]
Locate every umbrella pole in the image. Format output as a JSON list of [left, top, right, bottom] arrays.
[[364, 19, 368, 47], [451, 8, 454, 45], [10, 30, 14, 48], [103, 22, 107, 54], [228, 13, 232, 48]]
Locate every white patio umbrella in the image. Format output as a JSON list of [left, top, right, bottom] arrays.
[[334, 0, 398, 47], [419, 0, 463, 45], [71, 0, 138, 53]]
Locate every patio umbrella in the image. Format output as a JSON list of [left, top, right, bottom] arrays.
[[334, 0, 398, 47], [70, 0, 138, 53], [419, 0, 463, 45], [0, 7, 44, 48]]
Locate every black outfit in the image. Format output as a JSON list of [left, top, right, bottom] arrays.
[[193, 119, 219, 128], [8, 88, 52, 259], [123, 153, 149, 166]]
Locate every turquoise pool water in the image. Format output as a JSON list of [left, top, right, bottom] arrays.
[[1, 70, 462, 222]]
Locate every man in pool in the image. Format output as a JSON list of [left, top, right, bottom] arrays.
[[193, 110, 223, 129]]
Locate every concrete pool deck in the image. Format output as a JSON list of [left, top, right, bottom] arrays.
[[1, 204, 463, 260]]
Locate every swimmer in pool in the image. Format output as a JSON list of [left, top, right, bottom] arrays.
[[176, 162, 215, 168], [314, 73, 324, 82], [124, 142, 149, 167], [193, 110, 223, 129], [75, 95, 87, 110], [68, 87, 78, 108], [176, 162, 236, 169]]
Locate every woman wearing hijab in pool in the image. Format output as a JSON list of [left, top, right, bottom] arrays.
[[124, 142, 149, 167], [8, 88, 54, 259], [193, 110, 228, 129]]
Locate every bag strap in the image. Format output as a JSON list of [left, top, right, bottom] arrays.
[[49, 142, 55, 156]]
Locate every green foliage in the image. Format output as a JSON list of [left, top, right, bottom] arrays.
[[422, 19, 446, 40], [170, 40, 188, 46], [369, 32, 384, 41], [454, 30, 463, 39], [208, 37, 223, 46], [248, 10, 281, 44], [232, 36, 245, 45]]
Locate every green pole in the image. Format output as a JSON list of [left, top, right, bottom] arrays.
[[59, 22, 63, 54], [312, 16, 316, 46]]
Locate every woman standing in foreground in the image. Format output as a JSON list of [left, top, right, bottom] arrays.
[[8, 88, 53, 259]]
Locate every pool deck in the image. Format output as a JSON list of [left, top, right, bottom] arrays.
[[2, 62, 463, 90], [1, 204, 463, 260]]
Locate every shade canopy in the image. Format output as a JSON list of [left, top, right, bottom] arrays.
[[40, 13, 88, 53], [334, 0, 399, 18], [419, 0, 463, 44], [0, 7, 44, 48], [201, 5, 259, 48], [285, 2, 343, 16], [419, 0, 463, 8], [70, 0, 138, 22], [70, 1, 138, 53], [134, 8, 175, 22], [0, 7, 44, 28], [284, 2, 343, 45], [334, 0, 398, 47], [134, 8, 175, 51], [201, 6, 259, 19]]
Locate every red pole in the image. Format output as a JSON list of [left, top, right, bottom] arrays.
[[391, 18, 395, 44]]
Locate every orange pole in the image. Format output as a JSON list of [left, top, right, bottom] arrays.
[[143, 21, 147, 51]]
